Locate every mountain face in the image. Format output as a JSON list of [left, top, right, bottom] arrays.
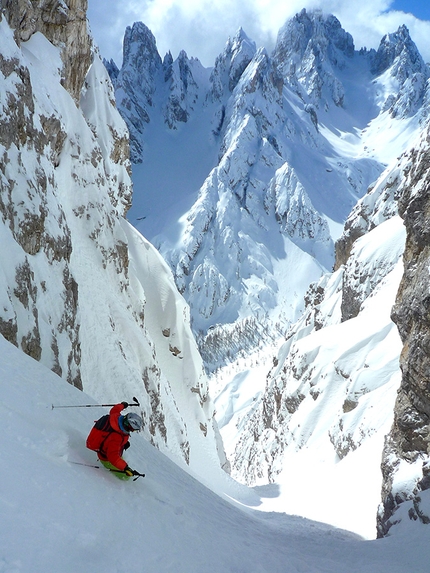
[[0, 1, 227, 476], [272, 9, 355, 109], [108, 22, 162, 162], [1, 0, 92, 103], [110, 10, 429, 368], [109, 9, 430, 536], [377, 126, 430, 536], [227, 154, 406, 484], [218, 108, 430, 538]]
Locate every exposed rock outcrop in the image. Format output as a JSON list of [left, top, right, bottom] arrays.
[[1, 0, 92, 102], [378, 126, 430, 536], [335, 167, 403, 321]]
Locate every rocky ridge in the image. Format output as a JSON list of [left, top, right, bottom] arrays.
[[377, 124, 430, 536]]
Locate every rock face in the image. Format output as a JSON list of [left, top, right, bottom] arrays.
[[0, 0, 93, 386], [113, 21, 209, 162], [0, 1, 227, 475], [377, 126, 430, 536], [272, 8, 354, 109], [335, 166, 403, 320], [1, 0, 92, 102], [228, 212, 405, 487], [113, 22, 162, 162], [224, 112, 430, 536]]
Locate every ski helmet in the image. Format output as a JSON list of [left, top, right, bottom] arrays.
[[123, 412, 143, 432]]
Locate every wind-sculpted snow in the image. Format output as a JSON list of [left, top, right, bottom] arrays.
[[267, 162, 332, 263], [216, 129, 413, 520], [334, 123, 426, 270], [340, 217, 405, 321]]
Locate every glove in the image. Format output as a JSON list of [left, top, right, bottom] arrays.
[[121, 401, 129, 408], [123, 441, 130, 450], [124, 465, 135, 477]]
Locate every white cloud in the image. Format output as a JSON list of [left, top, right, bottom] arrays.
[[87, 0, 430, 67]]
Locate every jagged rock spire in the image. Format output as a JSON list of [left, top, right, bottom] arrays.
[[273, 9, 354, 71], [272, 8, 354, 108], [209, 27, 257, 100], [122, 21, 162, 77], [372, 24, 426, 77]]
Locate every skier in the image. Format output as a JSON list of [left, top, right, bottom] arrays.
[[86, 401, 144, 480]]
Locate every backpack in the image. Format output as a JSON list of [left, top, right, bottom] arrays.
[[86, 414, 115, 455]]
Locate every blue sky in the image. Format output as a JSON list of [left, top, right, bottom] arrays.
[[87, 0, 430, 68], [391, 0, 430, 21]]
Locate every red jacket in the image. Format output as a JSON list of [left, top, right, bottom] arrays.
[[86, 403, 129, 471]]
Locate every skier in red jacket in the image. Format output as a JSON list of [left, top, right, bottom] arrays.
[[86, 402, 143, 479]]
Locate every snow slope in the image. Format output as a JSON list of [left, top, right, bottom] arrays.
[[212, 212, 406, 537], [1, 336, 430, 573]]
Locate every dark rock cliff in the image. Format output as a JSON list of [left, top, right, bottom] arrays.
[[378, 126, 430, 536]]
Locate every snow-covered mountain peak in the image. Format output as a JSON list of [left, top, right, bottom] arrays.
[[231, 46, 282, 104], [122, 21, 162, 73], [118, 10, 430, 348], [232, 27, 255, 52], [113, 22, 163, 161], [162, 48, 205, 129], [274, 8, 354, 64], [209, 27, 257, 100], [373, 25, 425, 77], [372, 24, 429, 118], [272, 8, 354, 108]]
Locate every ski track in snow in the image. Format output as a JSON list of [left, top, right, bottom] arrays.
[[1, 337, 429, 573]]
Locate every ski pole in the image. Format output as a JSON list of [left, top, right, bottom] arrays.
[[69, 461, 101, 469], [52, 397, 140, 409]]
